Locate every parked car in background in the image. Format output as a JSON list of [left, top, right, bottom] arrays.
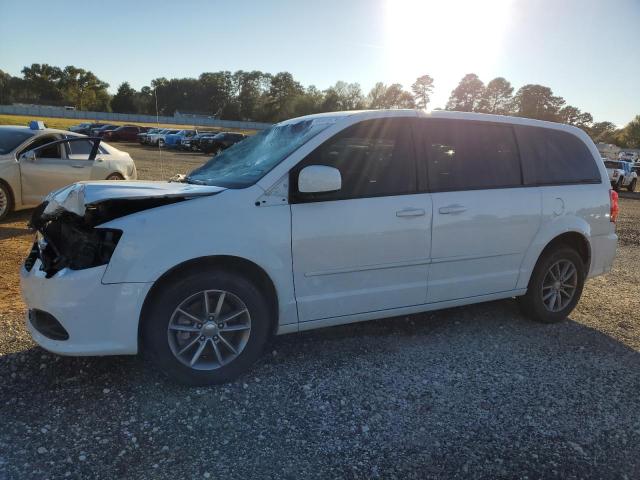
[[103, 125, 149, 142], [144, 129, 169, 146], [619, 151, 639, 163], [164, 129, 198, 149], [69, 122, 109, 136], [20, 110, 617, 385], [156, 129, 181, 148], [605, 160, 637, 192], [184, 132, 217, 151], [138, 128, 162, 144], [91, 124, 119, 137], [0, 121, 137, 220], [200, 132, 247, 154]]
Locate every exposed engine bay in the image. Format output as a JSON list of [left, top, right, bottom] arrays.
[[26, 181, 225, 277]]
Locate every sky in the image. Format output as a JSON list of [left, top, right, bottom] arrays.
[[0, 0, 638, 126]]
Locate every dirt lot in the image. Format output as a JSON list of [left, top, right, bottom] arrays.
[[0, 148, 639, 479]]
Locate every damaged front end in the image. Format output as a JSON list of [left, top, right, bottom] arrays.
[[26, 204, 123, 278], [26, 181, 225, 278]]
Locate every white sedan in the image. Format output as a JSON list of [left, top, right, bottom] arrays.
[[0, 122, 137, 219]]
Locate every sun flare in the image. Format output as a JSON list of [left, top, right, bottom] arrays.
[[384, 0, 513, 106]]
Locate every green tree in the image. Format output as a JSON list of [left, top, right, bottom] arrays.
[[620, 115, 640, 149], [322, 81, 365, 111], [512, 84, 565, 121], [477, 77, 513, 114], [446, 73, 485, 112], [110, 82, 138, 113], [589, 121, 617, 143], [59, 66, 109, 110], [21, 63, 64, 104], [411, 74, 434, 110], [367, 83, 414, 109], [264, 72, 304, 121]]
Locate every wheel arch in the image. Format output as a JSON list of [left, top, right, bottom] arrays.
[[519, 230, 591, 290], [138, 255, 280, 347]]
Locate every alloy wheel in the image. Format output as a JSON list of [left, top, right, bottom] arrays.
[[541, 259, 578, 312], [167, 290, 251, 370]]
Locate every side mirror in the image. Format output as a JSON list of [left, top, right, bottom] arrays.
[[298, 165, 342, 194], [20, 151, 37, 162]]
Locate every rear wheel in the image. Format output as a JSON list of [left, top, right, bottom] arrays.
[[106, 173, 124, 180], [628, 178, 637, 192], [517, 247, 585, 324], [0, 182, 13, 221], [142, 269, 272, 385], [614, 177, 623, 192]]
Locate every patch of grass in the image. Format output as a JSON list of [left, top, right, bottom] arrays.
[[0, 114, 257, 135]]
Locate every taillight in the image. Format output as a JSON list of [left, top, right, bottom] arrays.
[[610, 189, 619, 223]]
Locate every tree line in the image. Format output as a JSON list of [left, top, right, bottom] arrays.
[[0, 64, 638, 148]]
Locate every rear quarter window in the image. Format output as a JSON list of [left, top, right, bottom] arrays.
[[514, 126, 601, 185]]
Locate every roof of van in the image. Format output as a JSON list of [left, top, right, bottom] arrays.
[[281, 109, 585, 136]]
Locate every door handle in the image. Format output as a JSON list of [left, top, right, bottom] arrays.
[[70, 164, 85, 168], [396, 208, 425, 217], [439, 204, 467, 214]]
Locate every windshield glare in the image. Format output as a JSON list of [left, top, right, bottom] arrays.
[[186, 119, 332, 188]]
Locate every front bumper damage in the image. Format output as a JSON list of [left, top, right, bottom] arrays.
[[21, 180, 225, 355]]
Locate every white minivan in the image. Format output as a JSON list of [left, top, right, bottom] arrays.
[[21, 110, 618, 385]]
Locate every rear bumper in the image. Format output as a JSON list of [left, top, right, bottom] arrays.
[[21, 261, 152, 356], [588, 232, 618, 278]]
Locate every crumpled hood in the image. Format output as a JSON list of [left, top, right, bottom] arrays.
[[43, 180, 226, 217]]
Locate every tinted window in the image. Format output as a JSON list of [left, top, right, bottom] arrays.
[[293, 119, 416, 202], [18, 135, 61, 159], [418, 120, 521, 192], [515, 126, 600, 184], [604, 161, 623, 169], [66, 138, 106, 156], [0, 130, 34, 155]]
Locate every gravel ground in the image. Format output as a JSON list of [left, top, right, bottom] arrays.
[[1, 148, 639, 479]]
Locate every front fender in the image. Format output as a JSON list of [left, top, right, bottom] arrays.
[[99, 188, 298, 325]]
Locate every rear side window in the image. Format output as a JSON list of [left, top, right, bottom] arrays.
[[65, 137, 108, 156], [514, 126, 601, 185], [417, 119, 521, 192], [292, 118, 416, 202]]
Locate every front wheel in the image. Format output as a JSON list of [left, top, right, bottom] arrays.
[[106, 173, 124, 180], [614, 178, 623, 192], [627, 178, 637, 192], [517, 247, 585, 324], [142, 269, 272, 385]]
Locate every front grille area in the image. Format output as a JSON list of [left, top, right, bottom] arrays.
[[29, 309, 69, 341], [24, 242, 38, 272]]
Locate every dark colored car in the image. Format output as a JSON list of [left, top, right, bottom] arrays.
[[200, 132, 247, 154], [103, 125, 149, 142], [70, 122, 109, 135], [91, 124, 119, 137], [185, 132, 216, 151]]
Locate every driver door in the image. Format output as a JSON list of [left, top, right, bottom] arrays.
[[19, 135, 92, 205]]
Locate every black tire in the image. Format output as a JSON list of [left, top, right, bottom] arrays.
[[0, 181, 14, 221], [106, 173, 124, 180], [627, 178, 637, 192], [142, 269, 272, 385], [517, 247, 585, 324], [614, 177, 623, 192]]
